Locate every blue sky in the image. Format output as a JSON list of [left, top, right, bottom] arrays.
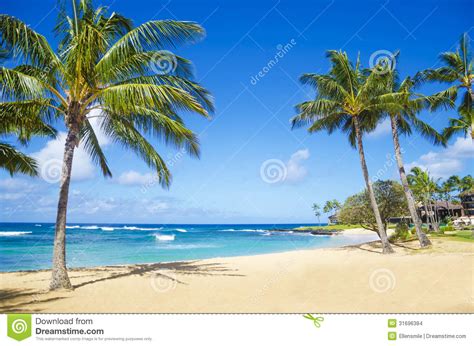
[[1, 0, 473, 224]]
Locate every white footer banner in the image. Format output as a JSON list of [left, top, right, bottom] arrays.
[[1, 314, 473, 345]]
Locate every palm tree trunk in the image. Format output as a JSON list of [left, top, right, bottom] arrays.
[[354, 116, 394, 254], [49, 128, 77, 290], [428, 201, 440, 232], [467, 85, 474, 140], [389, 116, 431, 247], [423, 203, 430, 227]]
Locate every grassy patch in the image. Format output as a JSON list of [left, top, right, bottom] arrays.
[[430, 230, 474, 243]]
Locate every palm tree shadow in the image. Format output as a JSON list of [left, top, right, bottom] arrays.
[[343, 241, 384, 254], [0, 261, 243, 313], [74, 260, 243, 289]]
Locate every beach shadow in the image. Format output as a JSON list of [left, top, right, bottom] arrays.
[[0, 288, 69, 313], [73, 260, 243, 289], [344, 241, 384, 254], [0, 261, 242, 313]]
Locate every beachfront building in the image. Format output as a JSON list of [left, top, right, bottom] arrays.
[[417, 201, 463, 222], [460, 189, 474, 216], [328, 212, 339, 225]]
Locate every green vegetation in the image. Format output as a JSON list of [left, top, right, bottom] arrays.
[[296, 224, 363, 231], [423, 33, 473, 140], [0, 0, 212, 289], [389, 222, 415, 242], [431, 230, 474, 243], [292, 51, 397, 253], [338, 180, 408, 234]]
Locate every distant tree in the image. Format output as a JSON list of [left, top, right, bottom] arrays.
[[407, 167, 441, 231], [312, 203, 321, 224], [323, 199, 341, 215], [338, 180, 409, 235], [460, 175, 474, 192]]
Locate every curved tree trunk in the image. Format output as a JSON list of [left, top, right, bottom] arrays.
[[423, 203, 430, 229], [354, 116, 394, 254], [49, 128, 77, 290], [389, 116, 431, 247], [427, 201, 440, 232], [467, 85, 473, 140]]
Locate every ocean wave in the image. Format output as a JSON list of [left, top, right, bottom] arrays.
[[81, 226, 99, 230], [219, 228, 267, 233], [101, 227, 115, 231], [157, 244, 218, 250], [34, 224, 42, 227], [155, 234, 175, 241], [123, 226, 163, 231], [173, 228, 187, 233], [0, 231, 32, 237], [66, 225, 81, 229]]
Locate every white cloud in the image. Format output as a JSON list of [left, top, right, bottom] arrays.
[[31, 111, 111, 182], [117, 171, 154, 185], [285, 149, 310, 183], [0, 179, 34, 191], [367, 118, 391, 138], [146, 201, 170, 213], [406, 136, 474, 178]]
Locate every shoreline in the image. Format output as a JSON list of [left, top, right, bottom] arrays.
[[0, 228, 379, 274], [1, 237, 472, 313]]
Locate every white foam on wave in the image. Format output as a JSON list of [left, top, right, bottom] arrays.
[[220, 228, 267, 233], [101, 227, 115, 231], [155, 234, 175, 241], [174, 228, 187, 233], [66, 225, 81, 229], [34, 224, 42, 227], [124, 226, 163, 231], [81, 225, 99, 230], [158, 244, 218, 250], [0, 231, 32, 236]]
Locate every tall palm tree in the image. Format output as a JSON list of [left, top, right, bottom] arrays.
[[292, 50, 395, 254], [1, 48, 56, 175], [0, 0, 213, 290], [407, 167, 440, 232], [382, 71, 449, 247], [423, 33, 473, 139]]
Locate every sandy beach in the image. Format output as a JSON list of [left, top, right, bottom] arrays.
[[1, 236, 472, 313]]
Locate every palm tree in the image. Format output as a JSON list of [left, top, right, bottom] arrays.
[[292, 50, 395, 253], [312, 203, 321, 224], [1, 48, 56, 175], [407, 167, 440, 232], [0, 0, 213, 290], [423, 33, 473, 139], [382, 72, 449, 247]]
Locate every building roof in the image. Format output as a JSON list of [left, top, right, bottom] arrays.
[[418, 201, 463, 210]]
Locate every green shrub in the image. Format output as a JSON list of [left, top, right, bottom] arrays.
[[440, 225, 454, 233], [390, 222, 412, 241]]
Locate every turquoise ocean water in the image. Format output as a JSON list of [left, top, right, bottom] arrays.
[[0, 223, 378, 272]]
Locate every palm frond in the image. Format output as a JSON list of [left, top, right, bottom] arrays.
[[0, 142, 38, 176]]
